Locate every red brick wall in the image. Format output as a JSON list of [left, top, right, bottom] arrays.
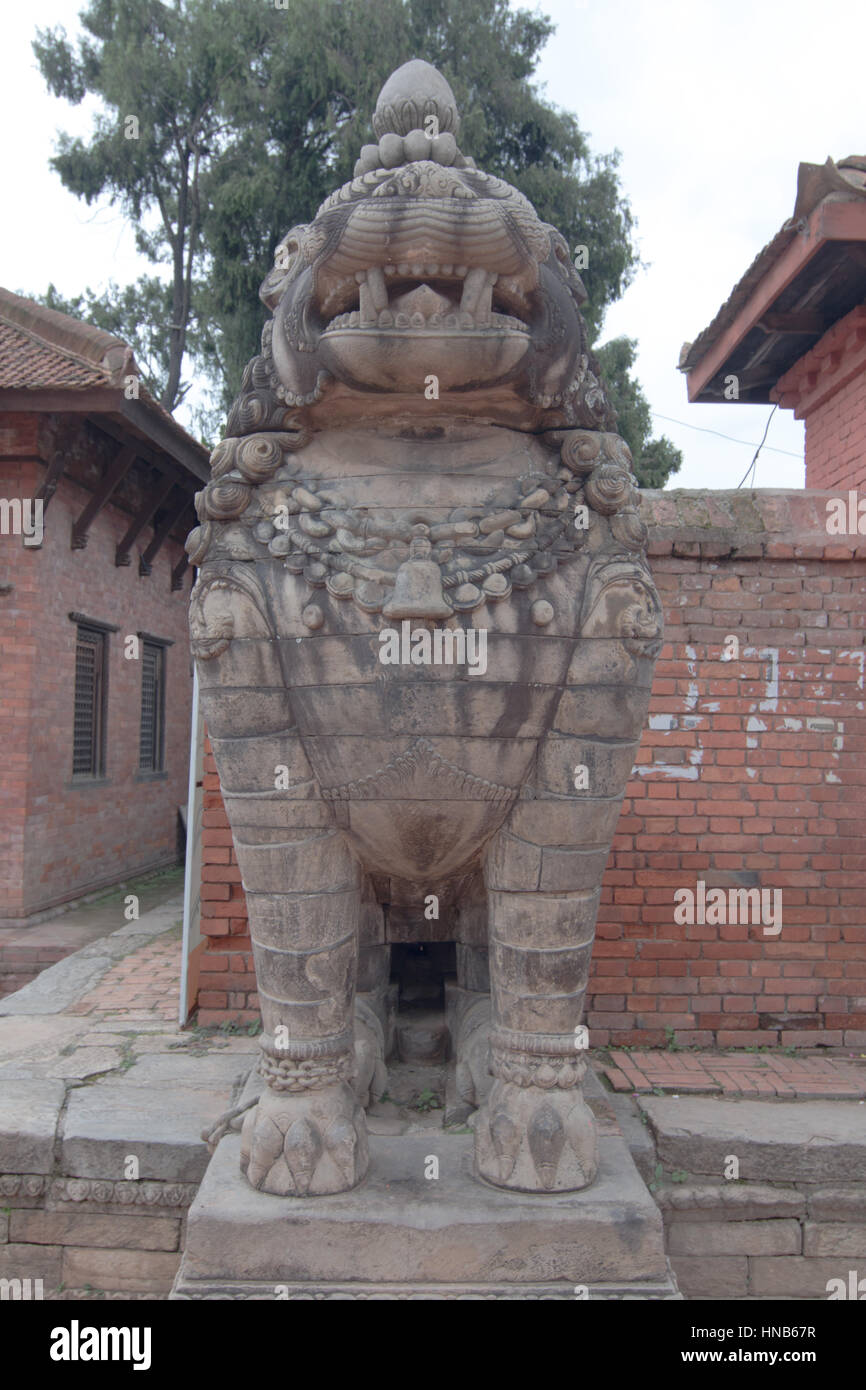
[[0, 448, 38, 917], [772, 303, 866, 494], [196, 491, 866, 1046], [196, 735, 258, 1021], [805, 362, 866, 493], [0, 448, 194, 921]]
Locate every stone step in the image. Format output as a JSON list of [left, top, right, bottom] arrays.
[[639, 1097, 866, 1182], [396, 1008, 449, 1064]]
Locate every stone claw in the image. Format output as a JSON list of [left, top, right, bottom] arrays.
[[475, 1081, 598, 1192], [240, 1083, 368, 1196]]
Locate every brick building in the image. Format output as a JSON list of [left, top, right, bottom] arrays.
[[0, 289, 208, 937], [680, 153, 866, 491], [194, 157, 865, 1047]]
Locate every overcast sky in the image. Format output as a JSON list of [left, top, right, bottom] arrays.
[[4, 0, 864, 486]]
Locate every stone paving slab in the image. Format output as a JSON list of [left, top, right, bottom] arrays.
[[61, 1081, 239, 1183], [602, 1049, 866, 1099], [0, 898, 257, 1191], [639, 1097, 866, 1181], [0, 1080, 66, 1174]]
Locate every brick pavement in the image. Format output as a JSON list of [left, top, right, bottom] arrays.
[[67, 934, 182, 1023], [601, 1049, 866, 1099]]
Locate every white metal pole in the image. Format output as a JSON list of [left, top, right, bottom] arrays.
[[179, 664, 201, 1027]]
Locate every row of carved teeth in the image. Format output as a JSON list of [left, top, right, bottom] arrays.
[[325, 307, 527, 331], [380, 263, 469, 278], [321, 265, 472, 318], [326, 265, 530, 330]]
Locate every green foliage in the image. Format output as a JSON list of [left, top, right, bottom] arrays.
[[33, 0, 271, 413], [412, 1088, 443, 1112], [31, 0, 667, 455], [594, 337, 682, 490], [648, 1162, 689, 1191]]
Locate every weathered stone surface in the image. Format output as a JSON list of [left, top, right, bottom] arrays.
[[9, 1210, 180, 1251], [62, 1083, 231, 1182], [188, 57, 660, 1198], [671, 1255, 748, 1299], [487, 889, 598, 948], [603, 1091, 657, 1184], [509, 799, 624, 847], [538, 846, 614, 892], [0, 1015, 89, 1061], [655, 1181, 806, 1222], [0, 953, 119, 1016], [397, 1014, 449, 1064], [0, 1046, 125, 1083], [178, 1131, 668, 1288], [749, 1257, 856, 1299], [668, 1219, 801, 1256], [535, 738, 639, 800], [0, 1081, 65, 1173], [200, 687, 295, 738], [807, 1185, 866, 1221], [0, 1242, 62, 1288], [210, 732, 315, 794], [802, 1222, 866, 1257], [61, 1247, 181, 1294], [640, 1098, 866, 1181], [552, 685, 651, 738], [119, 1053, 250, 1089]]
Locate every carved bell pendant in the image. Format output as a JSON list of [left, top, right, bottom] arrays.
[[382, 535, 453, 620]]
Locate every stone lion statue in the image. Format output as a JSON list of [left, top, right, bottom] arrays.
[[187, 60, 661, 1197]]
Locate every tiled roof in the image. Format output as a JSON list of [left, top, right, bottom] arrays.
[[0, 288, 132, 390], [680, 156, 866, 373], [0, 288, 209, 477]]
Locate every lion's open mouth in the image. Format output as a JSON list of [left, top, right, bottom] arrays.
[[321, 265, 531, 335]]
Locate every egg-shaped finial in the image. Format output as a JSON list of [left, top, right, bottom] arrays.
[[372, 59, 460, 141]]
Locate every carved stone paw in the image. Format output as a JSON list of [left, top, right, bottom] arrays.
[[240, 1083, 368, 1196], [454, 996, 493, 1111], [474, 1080, 598, 1192], [353, 997, 388, 1109]]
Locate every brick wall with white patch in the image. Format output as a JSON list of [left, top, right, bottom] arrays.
[[592, 490, 866, 1049], [196, 491, 866, 1045]]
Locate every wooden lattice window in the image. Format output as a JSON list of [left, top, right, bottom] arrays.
[[72, 625, 108, 776], [139, 640, 166, 772]]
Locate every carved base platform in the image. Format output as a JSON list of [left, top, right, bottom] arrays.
[[172, 1132, 680, 1300]]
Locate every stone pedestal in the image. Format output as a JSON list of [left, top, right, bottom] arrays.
[[172, 1132, 679, 1299]]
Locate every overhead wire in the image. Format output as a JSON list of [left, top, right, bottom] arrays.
[[651, 408, 799, 459], [734, 405, 779, 487]]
